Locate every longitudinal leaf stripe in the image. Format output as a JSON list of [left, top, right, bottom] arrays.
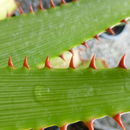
[[0, 0, 130, 67], [0, 68, 129, 129]]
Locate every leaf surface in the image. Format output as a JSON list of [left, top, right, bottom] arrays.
[[0, 0, 130, 67]]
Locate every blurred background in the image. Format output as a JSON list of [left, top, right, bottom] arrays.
[[9, 0, 130, 129]]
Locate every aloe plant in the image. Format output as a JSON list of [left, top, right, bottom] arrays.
[[0, 0, 130, 130]]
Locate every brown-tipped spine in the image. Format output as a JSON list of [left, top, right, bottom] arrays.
[[69, 55, 76, 69], [19, 7, 24, 14], [61, 0, 66, 4], [113, 114, 125, 130], [59, 54, 65, 61], [39, 0, 44, 10], [69, 49, 74, 55], [118, 55, 127, 69], [8, 56, 14, 67], [60, 124, 68, 130], [45, 56, 53, 69], [23, 57, 30, 69], [106, 27, 115, 35], [50, 0, 55, 8], [85, 120, 95, 130], [89, 55, 96, 69], [94, 34, 100, 40], [82, 42, 89, 48], [29, 4, 34, 13], [121, 19, 128, 24], [39, 128, 44, 130]]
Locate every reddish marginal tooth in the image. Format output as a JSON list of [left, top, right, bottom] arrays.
[[50, 0, 55, 8], [106, 27, 115, 35], [69, 49, 74, 55], [45, 56, 53, 69], [19, 7, 24, 14], [59, 54, 65, 61], [8, 56, 14, 67], [69, 55, 76, 69], [60, 124, 68, 130], [113, 114, 125, 130], [121, 19, 128, 24], [39, 128, 44, 130], [29, 4, 34, 13], [94, 34, 100, 40], [89, 55, 97, 69], [84, 120, 95, 130], [23, 57, 30, 69], [39, 0, 44, 10], [61, 0, 66, 4], [82, 42, 89, 48], [118, 55, 127, 69]]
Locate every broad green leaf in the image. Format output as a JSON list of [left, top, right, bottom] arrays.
[[0, 0, 129, 67], [0, 67, 129, 129]]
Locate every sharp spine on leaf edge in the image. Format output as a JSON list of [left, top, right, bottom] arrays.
[[29, 4, 34, 13], [23, 57, 30, 69], [8, 56, 14, 67], [113, 114, 125, 130], [59, 54, 65, 61], [50, 0, 55, 8], [60, 124, 68, 130], [85, 120, 95, 130], [121, 19, 128, 24], [39, 128, 44, 130], [94, 34, 100, 40], [69, 55, 76, 69], [106, 27, 115, 35], [69, 49, 74, 55], [45, 56, 53, 69], [89, 55, 97, 69], [82, 42, 89, 48], [19, 7, 24, 14], [61, 0, 66, 4], [118, 55, 127, 69], [39, 0, 45, 10]]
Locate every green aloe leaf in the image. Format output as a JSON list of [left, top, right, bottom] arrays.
[[0, 67, 129, 129], [0, 0, 130, 67]]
